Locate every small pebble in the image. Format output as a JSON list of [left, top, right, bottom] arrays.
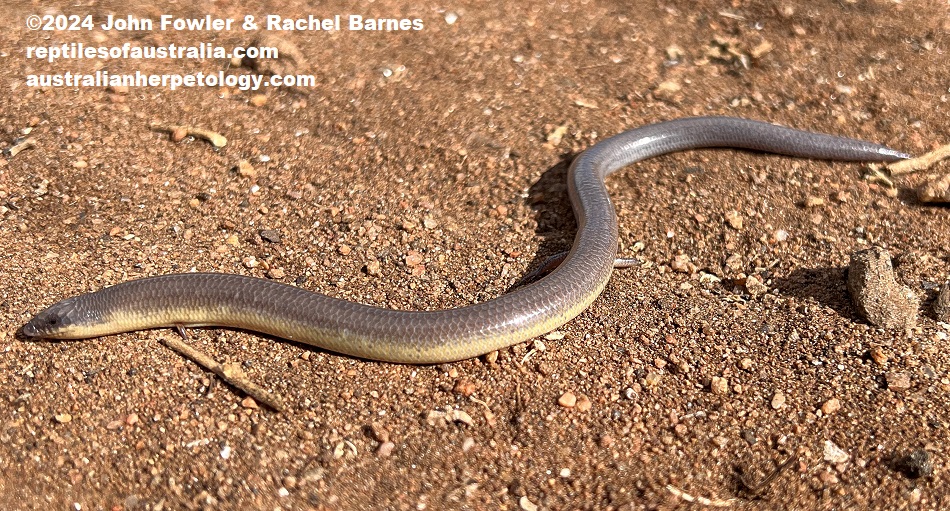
[[519, 496, 539, 511], [724, 210, 743, 230], [741, 429, 758, 445], [892, 449, 933, 479], [653, 80, 682, 101], [710, 376, 729, 395], [744, 275, 768, 298], [574, 394, 592, 413], [885, 371, 912, 392], [54, 413, 72, 424], [282, 476, 297, 489], [249, 94, 268, 107], [918, 173, 950, 203], [821, 398, 841, 415], [670, 254, 695, 274], [453, 379, 476, 397], [910, 488, 923, 504], [771, 391, 786, 410], [665, 45, 684, 60], [558, 391, 577, 408], [259, 229, 282, 244], [824, 440, 850, 463], [241, 397, 259, 409], [819, 470, 839, 485], [377, 441, 395, 457], [869, 347, 889, 366], [847, 246, 918, 330], [643, 372, 661, 388], [405, 251, 424, 267], [237, 160, 257, 178], [368, 422, 390, 443], [357, 259, 378, 278], [545, 125, 568, 146], [266, 268, 286, 279]]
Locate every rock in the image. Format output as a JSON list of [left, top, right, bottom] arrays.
[[847, 247, 918, 330], [653, 80, 682, 102], [453, 379, 476, 397], [558, 391, 577, 408], [821, 398, 841, 415], [259, 229, 282, 244], [377, 441, 395, 457], [710, 376, 729, 395], [771, 391, 786, 410], [724, 210, 743, 230], [892, 449, 933, 479], [934, 282, 950, 322], [885, 371, 912, 392], [869, 346, 889, 366], [917, 173, 950, 203], [744, 274, 768, 298], [670, 254, 696, 274], [519, 496, 539, 511], [368, 422, 390, 443], [824, 440, 849, 464], [236, 160, 257, 177], [249, 94, 267, 107], [574, 394, 592, 413]]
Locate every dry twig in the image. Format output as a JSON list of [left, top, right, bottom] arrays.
[[160, 333, 288, 413]]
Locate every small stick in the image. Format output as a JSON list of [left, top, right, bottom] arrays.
[[160, 333, 288, 413], [886, 143, 950, 175], [150, 123, 227, 148]]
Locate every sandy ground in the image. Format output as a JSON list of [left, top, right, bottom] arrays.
[[1, 0, 949, 509]]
